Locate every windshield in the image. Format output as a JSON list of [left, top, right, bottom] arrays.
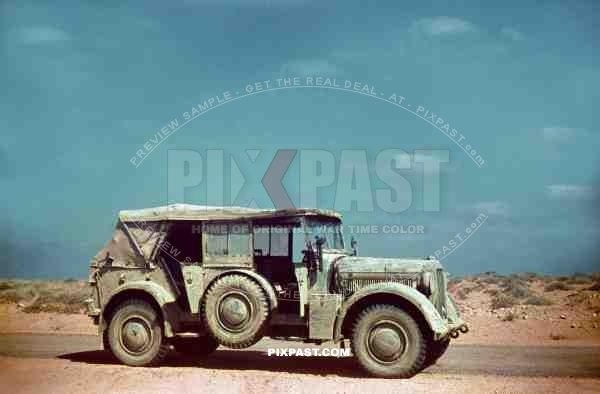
[[305, 218, 345, 250]]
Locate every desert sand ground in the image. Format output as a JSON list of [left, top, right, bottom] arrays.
[[0, 273, 599, 393], [1, 352, 599, 394]]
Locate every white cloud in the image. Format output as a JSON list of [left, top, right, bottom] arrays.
[[411, 17, 476, 36], [546, 184, 596, 199], [408, 151, 459, 175], [471, 201, 511, 217], [280, 59, 338, 77], [541, 127, 576, 143], [19, 26, 70, 45], [500, 26, 525, 41]]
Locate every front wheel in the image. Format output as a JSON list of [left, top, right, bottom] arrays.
[[424, 337, 450, 368], [351, 304, 426, 378], [107, 299, 169, 367]]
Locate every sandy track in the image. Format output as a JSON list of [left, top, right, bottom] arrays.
[[1, 334, 600, 378], [0, 334, 599, 394]]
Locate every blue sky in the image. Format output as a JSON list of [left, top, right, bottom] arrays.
[[1, 0, 599, 278]]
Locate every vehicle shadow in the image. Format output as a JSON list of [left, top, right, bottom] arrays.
[[58, 349, 370, 378]]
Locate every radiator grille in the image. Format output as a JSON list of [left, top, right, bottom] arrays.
[[339, 276, 418, 297], [434, 269, 447, 318]]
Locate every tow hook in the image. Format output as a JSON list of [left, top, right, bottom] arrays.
[[449, 324, 469, 339]]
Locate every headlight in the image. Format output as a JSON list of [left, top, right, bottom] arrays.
[[420, 271, 433, 292]]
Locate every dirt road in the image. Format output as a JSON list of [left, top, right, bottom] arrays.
[[0, 334, 599, 393], [0, 334, 599, 378]]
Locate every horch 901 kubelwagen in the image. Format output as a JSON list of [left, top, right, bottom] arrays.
[[86, 204, 467, 378]]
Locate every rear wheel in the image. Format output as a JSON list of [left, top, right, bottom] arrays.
[[107, 299, 169, 367], [351, 304, 426, 378], [172, 336, 219, 357], [203, 275, 269, 349]]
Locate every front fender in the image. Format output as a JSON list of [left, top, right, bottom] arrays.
[[334, 282, 449, 341], [446, 293, 465, 329]]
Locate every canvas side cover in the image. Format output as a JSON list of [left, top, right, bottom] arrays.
[[91, 221, 165, 268]]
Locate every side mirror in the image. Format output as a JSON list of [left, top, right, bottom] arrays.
[[315, 236, 325, 271], [350, 237, 358, 256], [302, 242, 317, 271]]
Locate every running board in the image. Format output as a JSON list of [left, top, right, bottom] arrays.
[[270, 313, 307, 326], [174, 332, 202, 338]]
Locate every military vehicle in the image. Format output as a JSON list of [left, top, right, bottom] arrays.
[[86, 204, 467, 378]]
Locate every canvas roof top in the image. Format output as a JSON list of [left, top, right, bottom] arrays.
[[118, 203, 342, 222]]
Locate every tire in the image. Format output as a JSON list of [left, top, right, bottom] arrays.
[[172, 336, 219, 357], [107, 299, 169, 367], [424, 337, 450, 368], [102, 330, 111, 351], [203, 275, 269, 349], [351, 304, 427, 378]]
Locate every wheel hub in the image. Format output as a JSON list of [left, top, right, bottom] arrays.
[[218, 293, 251, 331], [121, 318, 151, 354], [367, 322, 406, 363]]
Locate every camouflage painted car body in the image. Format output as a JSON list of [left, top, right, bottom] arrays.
[[86, 204, 465, 347]]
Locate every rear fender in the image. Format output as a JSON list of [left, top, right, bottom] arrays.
[[100, 281, 179, 337]]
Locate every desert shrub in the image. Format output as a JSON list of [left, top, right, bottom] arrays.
[[0, 280, 89, 314], [508, 285, 530, 298], [544, 282, 573, 292], [500, 277, 527, 289], [501, 311, 516, 322], [507, 272, 540, 283], [500, 277, 530, 298], [479, 276, 502, 285], [454, 281, 483, 299], [510, 272, 532, 281], [455, 289, 467, 300], [524, 272, 540, 280], [587, 282, 600, 291], [0, 289, 21, 303], [484, 288, 499, 297], [0, 280, 16, 291], [491, 294, 517, 310], [524, 295, 553, 306], [550, 332, 567, 341], [566, 274, 592, 285], [22, 302, 82, 314], [0, 284, 38, 303], [461, 286, 475, 295]]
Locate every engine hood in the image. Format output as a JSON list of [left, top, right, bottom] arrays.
[[333, 255, 443, 275]]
